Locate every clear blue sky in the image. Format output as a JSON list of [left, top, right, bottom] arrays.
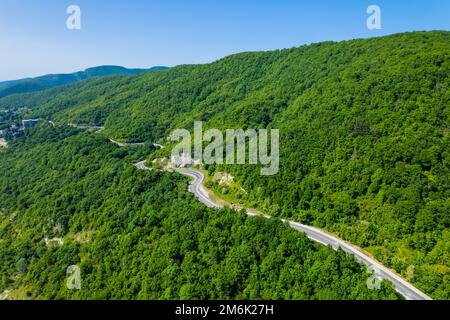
[[0, 0, 448, 81]]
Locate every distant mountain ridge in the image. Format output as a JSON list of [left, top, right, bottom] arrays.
[[0, 65, 168, 98]]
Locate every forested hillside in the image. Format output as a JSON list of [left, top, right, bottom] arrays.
[[0, 126, 399, 299], [0, 31, 448, 298], [0, 66, 168, 99]]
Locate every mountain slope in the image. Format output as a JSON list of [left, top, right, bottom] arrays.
[[0, 65, 168, 99], [1, 31, 449, 298], [0, 126, 400, 300]]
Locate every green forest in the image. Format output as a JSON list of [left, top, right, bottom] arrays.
[[0, 31, 448, 299], [0, 126, 399, 299], [0, 66, 167, 99]]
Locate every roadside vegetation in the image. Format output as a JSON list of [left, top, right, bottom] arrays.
[[0, 127, 400, 299], [0, 31, 448, 298]]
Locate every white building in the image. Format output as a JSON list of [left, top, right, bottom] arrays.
[[170, 153, 202, 168]]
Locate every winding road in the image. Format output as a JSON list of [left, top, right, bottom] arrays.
[[110, 139, 146, 147], [174, 168, 432, 301]]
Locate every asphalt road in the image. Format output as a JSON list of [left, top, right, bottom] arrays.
[[176, 169, 221, 208], [110, 139, 145, 147], [174, 168, 432, 301]]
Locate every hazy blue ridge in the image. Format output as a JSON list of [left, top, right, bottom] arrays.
[[0, 65, 169, 98]]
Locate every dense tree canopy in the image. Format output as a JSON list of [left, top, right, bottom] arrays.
[[0, 31, 448, 299], [0, 127, 399, 299]]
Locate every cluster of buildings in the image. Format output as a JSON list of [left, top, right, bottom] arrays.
[[6, 119, 42, 138]]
